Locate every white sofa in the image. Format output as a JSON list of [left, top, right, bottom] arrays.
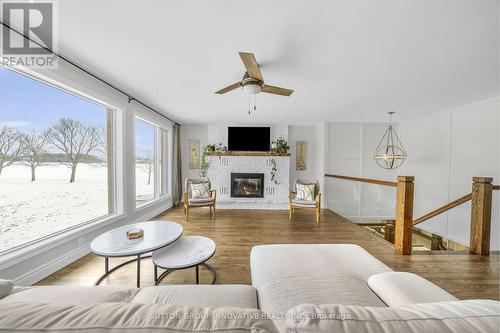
[[0, 244, 498, 332], [250, 244, 499, 332]]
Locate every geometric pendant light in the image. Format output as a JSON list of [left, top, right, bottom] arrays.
[[373, 112, 407, 169]]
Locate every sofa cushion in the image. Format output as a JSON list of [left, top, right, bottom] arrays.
[[285, 300, 500, 333], [368, 272, 458, 307], [0, 302, 279, 333], [132, 285, 258, 309], [0, 280, 13, 299], [250, 244, 392, 332], [0, 285, 138, 304]]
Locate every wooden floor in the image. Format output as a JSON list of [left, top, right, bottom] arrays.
[[39, 207, 500, 300]]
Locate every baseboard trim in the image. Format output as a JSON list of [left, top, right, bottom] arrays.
[[12, 202, 172, 286], [14, 243, 90, 286]]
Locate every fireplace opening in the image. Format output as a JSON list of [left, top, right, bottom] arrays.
[[231, 173, 264, 198]]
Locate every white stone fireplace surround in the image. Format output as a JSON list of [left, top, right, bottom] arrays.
[[199, 123, 291, 209], [206, 154, 290, 209]]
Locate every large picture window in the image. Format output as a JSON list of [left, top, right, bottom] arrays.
[[0, 67, 114, 253], [135, 117, 156, 206]]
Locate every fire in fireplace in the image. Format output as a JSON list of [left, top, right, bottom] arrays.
[[231, 173, 264, 198]]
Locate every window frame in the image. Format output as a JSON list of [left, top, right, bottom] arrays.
[[133, 113, 173, 210], [0, 65, 123, 256]]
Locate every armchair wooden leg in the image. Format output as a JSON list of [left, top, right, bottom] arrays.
[[316, 206, 320, 224], [186, 206, 189, 221], [213, 204, 216, 220], [289, 206, 292, 221], [209, 206, 212, 218]]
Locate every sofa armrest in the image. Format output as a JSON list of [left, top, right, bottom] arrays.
[[210, 189, 216, 200], [368, 272, 458, 307], [0, 279, 13, 299], [289, 191, 296, 202]]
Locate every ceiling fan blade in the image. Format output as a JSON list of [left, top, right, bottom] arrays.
[[262, 85, 294, 96], [239, 52, 264, 82], [215, 81, 242, 94]]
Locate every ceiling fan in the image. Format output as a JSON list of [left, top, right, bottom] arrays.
[[215, 52, 294, 97]]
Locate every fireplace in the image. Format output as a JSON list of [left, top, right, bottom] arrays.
[[231, 173, 264, 198]]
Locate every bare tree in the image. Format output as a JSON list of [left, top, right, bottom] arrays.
[[48, 118, 103, 183], [22, 130, 50, 182], [0, 126, 27, 176], [138, 148, 154, 185]]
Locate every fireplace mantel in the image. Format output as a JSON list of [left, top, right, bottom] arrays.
[[206, 151, 290, 157]]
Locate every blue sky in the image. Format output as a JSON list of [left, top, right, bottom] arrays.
[[135, 118, 155, 157], [0, 66, 155, 155], [0, 67, 106, 130]]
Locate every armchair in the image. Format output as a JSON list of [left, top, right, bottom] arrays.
[[289, 179, 321, 223], [183, 178, 216, 221]]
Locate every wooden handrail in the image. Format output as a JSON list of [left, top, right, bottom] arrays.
[[413, 193, 472, 226], [327, 174, 494, 256], [325, 174, 398, 187]]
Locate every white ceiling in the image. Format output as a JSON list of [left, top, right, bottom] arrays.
[[18, 0, 500, 124]]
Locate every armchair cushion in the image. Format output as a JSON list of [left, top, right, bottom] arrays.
[[296, 183, 316, 201], [294, 179, 320, 197], [189, 197, 214, 205], [291, 198, 317, 207], [185, 178, 212, 199], [190, 182, 211, 199]]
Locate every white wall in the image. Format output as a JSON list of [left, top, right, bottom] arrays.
[[288, 125, 318, 188], [315, 122, 327, 207], [180, 124, 208, 193], [324, 122, 397, 220], [399, 98, 500, 250], [322, 98, 499, 250]]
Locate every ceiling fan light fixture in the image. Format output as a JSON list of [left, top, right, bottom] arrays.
[[242, 82, 261, 94], [214, 52, 293, 99]]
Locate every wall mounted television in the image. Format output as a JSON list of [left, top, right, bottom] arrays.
[[228, 127, 270, 151]]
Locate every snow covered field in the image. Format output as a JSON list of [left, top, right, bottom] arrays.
[[0, 163, 153, 253]]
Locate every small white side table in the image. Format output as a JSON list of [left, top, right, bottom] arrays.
[[90, 221, 183, 287], [152, 236, 216, 285]]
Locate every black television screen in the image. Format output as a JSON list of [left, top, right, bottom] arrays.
[[228, 127, 270, 151]]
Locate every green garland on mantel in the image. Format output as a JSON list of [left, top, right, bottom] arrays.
[[200, 143, 227, 177]]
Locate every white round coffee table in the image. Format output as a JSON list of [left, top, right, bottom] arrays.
[[152, 236, 216, 285], [90, 221, 183, 287]]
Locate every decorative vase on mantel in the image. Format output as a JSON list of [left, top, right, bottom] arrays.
[[271, 142, 278, 153]]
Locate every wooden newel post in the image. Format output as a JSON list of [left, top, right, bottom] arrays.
[[469, 177, 493, 256], [394, 176, 414, 255]]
